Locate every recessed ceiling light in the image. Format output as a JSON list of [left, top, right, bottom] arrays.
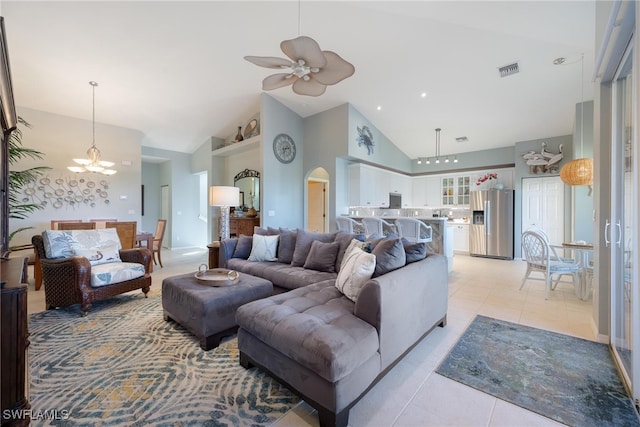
[[420, 92, 427, 98], [376, 106, 382, 111], [553, 57, 566, 65]]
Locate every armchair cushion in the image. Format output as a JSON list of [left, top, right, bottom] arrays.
[[42, 230, 74, 259], [42, 229, 122, 265], [91, 262, 145, 287]]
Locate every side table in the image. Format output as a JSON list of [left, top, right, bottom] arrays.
[[207, 241, 220, 269]]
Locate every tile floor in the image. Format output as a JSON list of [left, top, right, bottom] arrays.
[[25, 248, 595, 427]]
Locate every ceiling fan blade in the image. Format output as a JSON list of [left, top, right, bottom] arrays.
[[313, 51, 355, 85], [262, 73, 296, 91], [244, 56, 292, 69], [280, 36, 326, 68], [292, 77, 326, 97]]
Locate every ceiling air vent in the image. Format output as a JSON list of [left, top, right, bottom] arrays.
[[456, 136, 469, 143], [498, 62, 520, 78]]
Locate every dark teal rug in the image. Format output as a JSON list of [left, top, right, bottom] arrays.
[[436, 315, 640, 427]]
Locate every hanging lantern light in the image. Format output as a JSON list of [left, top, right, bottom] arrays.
[[560, 157, 593, 185], [560, 54, 592, 186]]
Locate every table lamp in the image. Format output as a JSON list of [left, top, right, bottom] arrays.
[[209, 186, 239, 240]]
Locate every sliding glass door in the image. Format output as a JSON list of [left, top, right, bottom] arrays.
[[610, 38, 638, 401]]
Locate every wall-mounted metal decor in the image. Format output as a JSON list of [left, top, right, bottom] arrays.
[[21, 176, 110, 209], [356, 125, 374, 155], [522, 142, 563, 174]]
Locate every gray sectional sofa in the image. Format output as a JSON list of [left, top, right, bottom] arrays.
[[219, 227, 449, 427]]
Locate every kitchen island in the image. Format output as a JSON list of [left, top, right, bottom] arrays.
[[346, 215, 455, 272]]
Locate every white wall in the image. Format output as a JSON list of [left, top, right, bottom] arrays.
[[142, 146, 202, 248], [10, 107, 143, 246], [261, 94, 304, 229]]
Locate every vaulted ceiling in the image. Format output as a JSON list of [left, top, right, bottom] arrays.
[[2, 1, 595, 159]]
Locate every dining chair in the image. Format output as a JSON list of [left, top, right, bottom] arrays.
[[520, 228, 580, 299], [50, 219, 82, 230], [395, 217, 433, 243], [57, 222, 97, 230], [106, 221, 137, 249], [90, 218, 117, 228], [361, 217, 396, 237], [335, 217, 364, 234], [152, 219, 167, 268]]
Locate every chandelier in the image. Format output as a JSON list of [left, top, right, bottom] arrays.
[[417, 128, 458, 165], [67, 81, 116, 175]]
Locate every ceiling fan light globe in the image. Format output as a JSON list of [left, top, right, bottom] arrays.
[[102, 169, 117, 176], [73, 158, 91, 165], [68, 166, 85, 173], [98, 160, 115, 167]]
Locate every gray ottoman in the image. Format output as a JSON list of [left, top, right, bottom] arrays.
[[162, 271, 273, 350]]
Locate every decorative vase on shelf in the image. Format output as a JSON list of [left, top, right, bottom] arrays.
[[246, 207, 257, 218], [234, 126, 244, 142], [493, 181, 504, 190]]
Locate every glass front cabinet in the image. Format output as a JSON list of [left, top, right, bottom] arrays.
[[442, 175, 470, 206]]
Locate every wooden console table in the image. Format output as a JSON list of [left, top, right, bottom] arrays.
[[229, 217, 260, 237], [1, 257, 30, 426]]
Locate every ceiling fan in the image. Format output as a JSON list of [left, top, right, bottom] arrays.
[[244, 35, 355, 97]]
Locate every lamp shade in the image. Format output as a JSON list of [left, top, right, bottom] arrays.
[[209, 186, 239, 206], [560, 158, 593, 186]]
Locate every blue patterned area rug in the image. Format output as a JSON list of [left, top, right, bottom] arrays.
[[29, 295, 299, 426], [436, 315, 640, 427]]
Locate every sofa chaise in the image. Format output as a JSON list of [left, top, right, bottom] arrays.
[[220, 227, 449, 427]]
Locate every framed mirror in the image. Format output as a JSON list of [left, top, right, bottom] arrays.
[[234, 169, 260, 211]]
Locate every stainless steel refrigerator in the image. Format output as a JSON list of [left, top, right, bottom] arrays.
[[469, 189, 514, 259]]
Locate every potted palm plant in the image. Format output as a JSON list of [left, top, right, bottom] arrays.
[[8, 116, 50, 246]]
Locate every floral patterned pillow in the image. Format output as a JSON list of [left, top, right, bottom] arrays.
[[42, 228, 122, 265]]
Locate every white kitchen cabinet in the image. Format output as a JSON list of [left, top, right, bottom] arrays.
[[450, 223, 470, 253], [442, 175, 471, 206], [412, 177, 428, 206], [349, 163, 412, 207]]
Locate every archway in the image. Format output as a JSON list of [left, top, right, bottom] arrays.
[[306, 167, 330, 232]]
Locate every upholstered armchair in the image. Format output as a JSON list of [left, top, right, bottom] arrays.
[[32, 231, 152, 316]]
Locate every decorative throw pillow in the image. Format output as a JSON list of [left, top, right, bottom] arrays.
[[303, 240, 340, 273], [371, 238, 406, 277], [290, 229, 336, 267], [277, 228, 297, 264], [68, 229, 122, 266], [253, 227, 268, 236], [335, 244, 376, 302], [232, 235, 253, 259], [74, 246, 122, 265], [42, 230, 74, 259], [401, 237, 427, 264], [248, 234, 279, 262], [334, 233, 358, 272]]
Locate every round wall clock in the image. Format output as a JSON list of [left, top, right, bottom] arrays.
[[273, 133, 296, 164]]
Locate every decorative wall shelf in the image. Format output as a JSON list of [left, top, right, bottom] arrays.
[[212, 135, 260, 157]]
